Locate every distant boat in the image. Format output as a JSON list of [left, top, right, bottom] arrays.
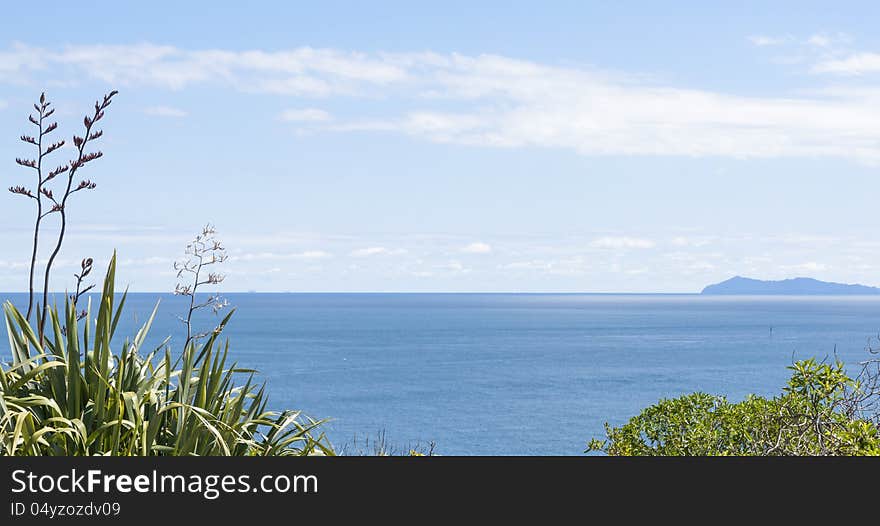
[[701, 276, 880, 295]]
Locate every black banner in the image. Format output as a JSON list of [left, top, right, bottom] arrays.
[[1, 456, 875, 522]]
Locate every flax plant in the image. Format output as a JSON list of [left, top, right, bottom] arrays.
[[0, 255, 334, 456]]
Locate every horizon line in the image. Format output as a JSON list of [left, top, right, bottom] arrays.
[[0, 290, 703, 295]]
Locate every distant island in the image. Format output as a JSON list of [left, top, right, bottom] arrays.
[[701, 276, 880, 295]]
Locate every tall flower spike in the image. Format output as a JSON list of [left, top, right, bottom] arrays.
[[34, 89, 117, 340]]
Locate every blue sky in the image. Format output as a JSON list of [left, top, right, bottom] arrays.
[[2, 1, 880, 292]]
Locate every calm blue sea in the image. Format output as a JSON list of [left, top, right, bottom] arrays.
[[4, 292, 880, 455]]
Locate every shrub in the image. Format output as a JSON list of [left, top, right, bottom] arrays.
[[0, 254, 334, 456], [587, 359, 880, 456]]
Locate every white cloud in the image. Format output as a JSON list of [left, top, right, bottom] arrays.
[[232, 250, 331, 262], [298, 250, 332, 259], [591, 237, 656, 249], [350, 246, 407, 257], [461, 242, 492, 254], [747, 35, 792, 47], [439, 260, 470, 273], [749, 32, 849, 50], [783, 261, 829, 273], [500, 260, 553, 271], [279, 108, 332, 122], [671, 236, 713, 248], [499, 256, 591, 277], [805, 32, 851, 48], [807, 34, 832, 48], [351, 247, 388, 257], [0, 43, 408, 95], [143, 105, 187, 117], [121, 256, 172, 266], [0, 100, 6, 110], [813, 53, 880, 75], [8, 42, 880, 161], [3, 224, 879, 291], [0, 259, 28, 270], [685, 261, 716, 271], [0, 42, 47, 75], [341, 52, 880, 163]]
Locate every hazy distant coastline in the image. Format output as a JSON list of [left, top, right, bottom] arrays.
[[702, 276, 880, 295]]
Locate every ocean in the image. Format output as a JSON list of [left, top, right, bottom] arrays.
[[4, 292, 880, 455]]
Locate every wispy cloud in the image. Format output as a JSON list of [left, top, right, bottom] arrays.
[[499, 257, 591, 276], [438, 260, 470, 274], [143, 105, 188, 117], [781, 261, 829, 273], [671, 236, 713, 248], [747, 35, 793, 47], [121, 256, 173, 266], [460, 242, 492, 254], [749, 32, 849, 49], [591, 237, 656, 249], [813, 52, 880, 75], [7, 42, 880, 161], [499, 260, 553, 271], [231, 250, 331, 262], [278, 108, 332, 122], [0, 43, 407, 95], [1, 224, 877, 291], [350, 247, 388, 257], [806, 32, 852, 48], [349, 246, 407, 257], [806, 34, 832, 48]]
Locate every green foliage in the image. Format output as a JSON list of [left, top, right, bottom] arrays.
[[587, 359, 880, 456], [0, 254, 334, 456]]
